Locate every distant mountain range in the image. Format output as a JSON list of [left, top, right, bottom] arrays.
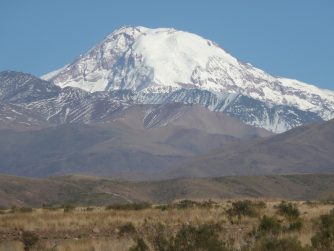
[[0, 71, 269, 179], [0, 26, 333, 181], [0, 69, 333, 179]]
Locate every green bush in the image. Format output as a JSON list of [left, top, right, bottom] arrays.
[[155, 232, 169, 250], [155, 204, 169, 211], [197, 200, 218, 209], [129, 238, 149, 251], [255, 201, 267, 209], [276, 201, 300, 220], [227, 200, 261, 218], [18, 207, 33, 213], [119, 222, 137, 236], [311, 210, 334, 250], [258, 216, 282, 235], [9, 206, 33, 214], [21, 231, 39, 251], [150, 223, 170, 251], [173, 200, 199, 209], [172, 200, 217, 210], [252, 237, 305, 251], [105, 202, 151, 211], [149, 223, 226, 251], [304, 200, 319, 207], [42, 204, 60, 211], [63, 204, 75, 213], [155, 200, 217, 211], [169, 224, 227, 251], [288, 218, 303, 232]]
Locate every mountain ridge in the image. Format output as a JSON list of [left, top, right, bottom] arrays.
[[0, 71, 333, 180], [0, 71, 269, 137], [0, 71, 272, 179]]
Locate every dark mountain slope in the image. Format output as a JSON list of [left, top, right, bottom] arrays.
[[0, 71, 271, 179], [168, 119, 334, 178]]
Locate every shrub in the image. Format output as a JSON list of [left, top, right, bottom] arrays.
[[197, 200, 218, 209], [155, 204, 170, 211], [129, 238, 149, 251], [119, 222, 137, 236], [252, 237, 305, 251], [311, 210, 334, 250], [42, 204, 60, 211], [252, 200, 267, 209], [150, 223, 226, 251], [18, 207, 33, 213], [9, 206, 33, 214], [105, 202, 151, 211], [63, 204, 75, 213], [227, 200, 260, 218], [276, 201, 300, 220], [156, 200, 217, 211], [0, 206, 8, 214], [21, 231, 39, 251], [150, 224, 170, 251], [304, 200, 319, 207], [170, 224, 227, 251], [288, 219, 303, 232], [173, 200, 202, 209], [258, 216, 282, 235]]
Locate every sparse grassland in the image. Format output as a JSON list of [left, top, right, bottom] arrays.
[[0, 200, 333, 251]]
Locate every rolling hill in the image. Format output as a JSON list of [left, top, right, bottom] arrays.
[[1, 174, 334, 208], [168, 118, 334, 178]]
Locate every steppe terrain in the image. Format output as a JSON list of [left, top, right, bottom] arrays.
[[0, 199, 333, 251]]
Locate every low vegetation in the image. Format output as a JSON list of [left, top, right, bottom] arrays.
[[105, 202, 151, 211], [276, 201, 300, 220], [155, 199, 217, 211], [0, 200, 333, 250], [257, 215, 282, 235], [251, 237, 306, 251], [227, 200, 266, 219], [311, 209, 334, 250], [21, 231, 39, 251]]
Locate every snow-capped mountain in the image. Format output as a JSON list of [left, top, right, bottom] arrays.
[[1, 70, 60, 103], [0, 71, 126, 126], [43, 26, 334, 132]]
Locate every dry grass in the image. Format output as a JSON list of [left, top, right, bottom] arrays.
[[0, 200, 333, 250], [0, 240, 24, 251]]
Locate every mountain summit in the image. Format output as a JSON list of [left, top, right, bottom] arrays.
[[43, 26, 334, 132]]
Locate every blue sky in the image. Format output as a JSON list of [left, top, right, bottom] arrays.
[[1, 0, 333, 90]]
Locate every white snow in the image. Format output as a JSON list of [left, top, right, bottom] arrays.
[[45, 26, 334, 122], [131, 28, 238, 89], [41, 64, 70, 80]]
